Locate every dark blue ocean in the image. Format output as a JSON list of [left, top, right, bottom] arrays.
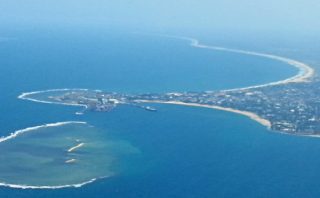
[[1, 29, 320, 197]]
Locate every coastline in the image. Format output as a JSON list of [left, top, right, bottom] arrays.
[[162, 35, 315, 91], [137, 100, 271, 128], [7, 35, 319, 190], [18, 88, 90, 108], [16, 36, 317, 136], [130, 35, 319, 134]]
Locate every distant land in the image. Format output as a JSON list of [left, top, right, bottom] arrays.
[[18, 37, 320, 137]]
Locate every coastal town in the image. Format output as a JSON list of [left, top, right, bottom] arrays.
[[17, 38, 319, 136], [133, 79, 320, 134], [19, 77, 320, 136]]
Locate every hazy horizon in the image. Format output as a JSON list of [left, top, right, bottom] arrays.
[[1, 0, 320, 38]]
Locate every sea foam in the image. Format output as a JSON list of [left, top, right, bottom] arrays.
[[0, 121, 87, 143]]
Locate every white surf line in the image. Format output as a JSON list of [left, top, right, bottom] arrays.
[[0, 121, 105, 190], [18, 88, 95, 107], [160, 35, 315, 92], [0, 177, 100, 189], [0, 121, 87, 143]]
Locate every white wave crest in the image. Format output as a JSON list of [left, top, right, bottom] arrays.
[[0, 121, 87, 143], [0, 178, 98, 189]]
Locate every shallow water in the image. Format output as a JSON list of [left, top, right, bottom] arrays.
[[0, 122, 139, 188]]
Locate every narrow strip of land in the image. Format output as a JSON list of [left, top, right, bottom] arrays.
[[179, 36, 315, 91]]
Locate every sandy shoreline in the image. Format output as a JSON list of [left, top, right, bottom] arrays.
[[16, 36, 317, 136], [133, 35, 318, 133], [137, 100, 271, 129], [161, 35, 315, 91], [191, 39, 315, 83]]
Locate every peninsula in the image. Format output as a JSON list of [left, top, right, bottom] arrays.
[[18, 75, 320, 136], [17, 39, 320, 136]]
